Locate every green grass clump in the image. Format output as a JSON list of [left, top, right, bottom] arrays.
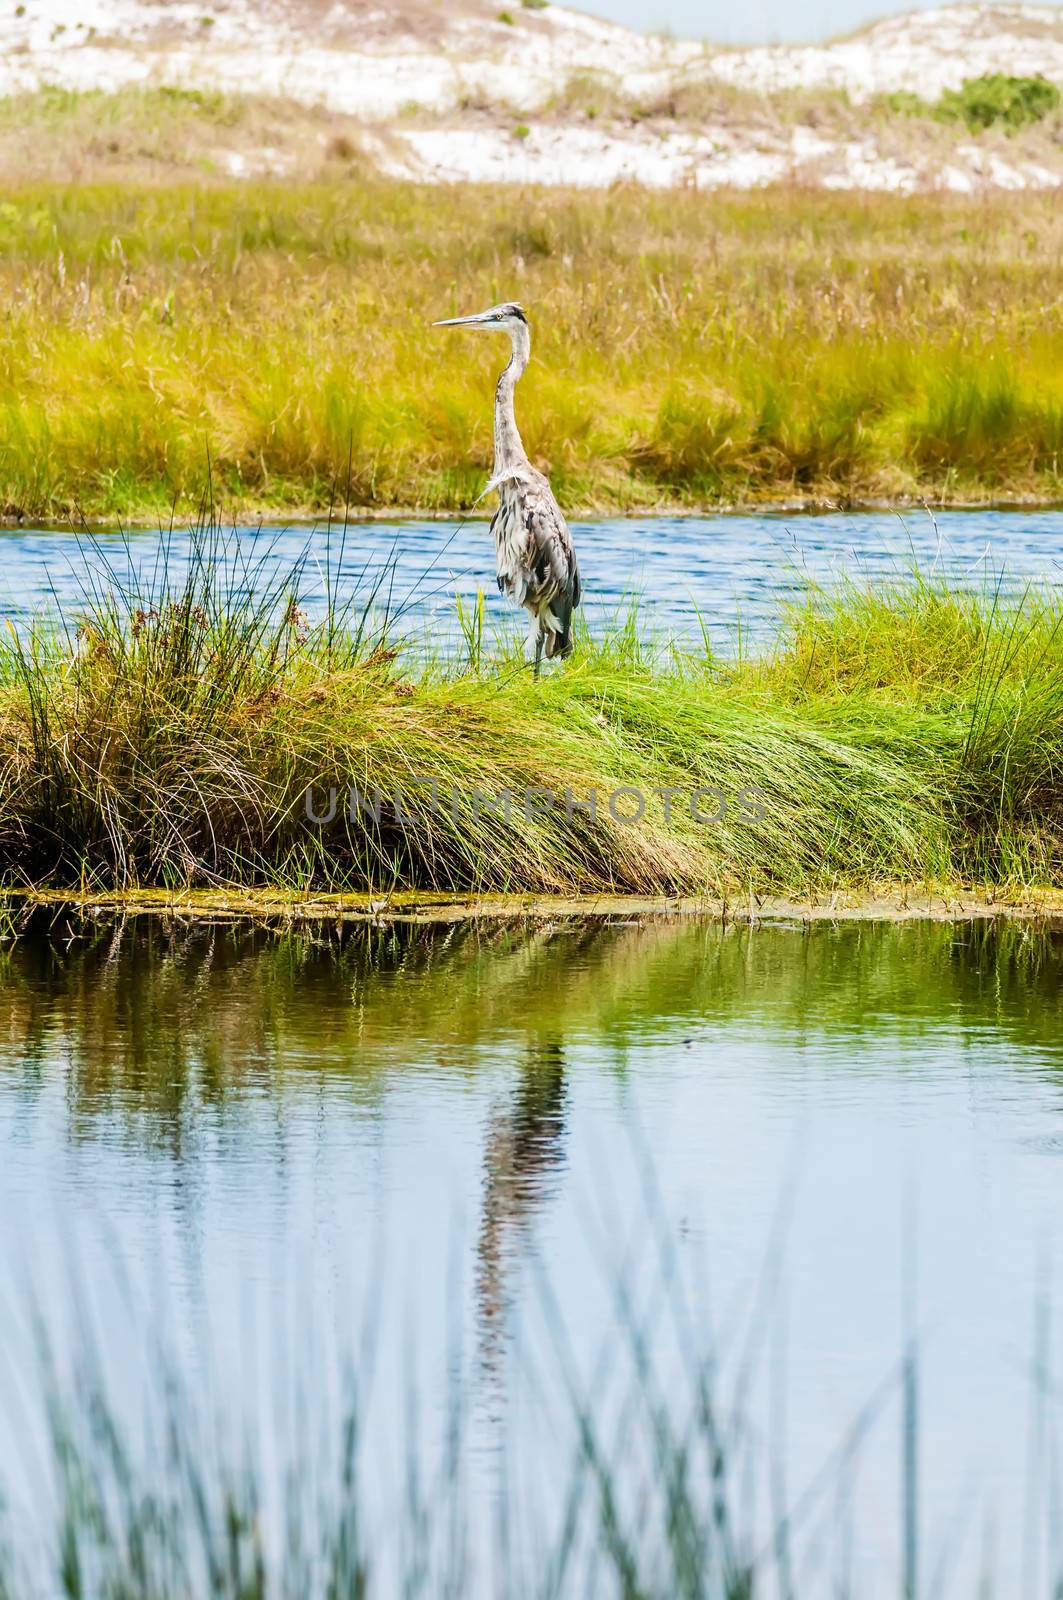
[[1, 517, 1062, 897], [938, 73, 1062, 131], [885, 74, 1062, 132], [0, 184, 1061, 520]]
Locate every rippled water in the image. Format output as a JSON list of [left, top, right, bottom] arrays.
[[3, 914, 1063, 1593], [4, 506, 1063, 650]]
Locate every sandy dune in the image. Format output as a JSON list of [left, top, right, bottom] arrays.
[[3, 0, 1063, 189]]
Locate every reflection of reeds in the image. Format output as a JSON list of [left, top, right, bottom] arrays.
[[0, 183, 1061, 518], [2, 914, 1062, 1135], [5, 515, 1063, 894]]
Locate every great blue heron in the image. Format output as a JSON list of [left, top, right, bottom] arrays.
[[433, 302, 581, 676]]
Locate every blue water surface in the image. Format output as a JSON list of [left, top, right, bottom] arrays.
[[3, 507, 1061, 652]]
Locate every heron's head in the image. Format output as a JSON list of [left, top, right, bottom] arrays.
[[432, 302, 528, 337]]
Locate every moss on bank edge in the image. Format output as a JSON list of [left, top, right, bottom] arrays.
[[9, 888, 1063, 928], [0, 523, 1061, 896]]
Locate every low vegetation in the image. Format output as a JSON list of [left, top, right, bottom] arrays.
[[0, 84, 370, 184], [0, 520, 1061, 896], [888, 72, 1063, 131]]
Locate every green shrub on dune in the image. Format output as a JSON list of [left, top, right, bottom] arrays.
[[937, 73, 1061, 132]]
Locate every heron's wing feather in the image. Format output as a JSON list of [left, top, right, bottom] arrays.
[[523, 488, 579, 611]]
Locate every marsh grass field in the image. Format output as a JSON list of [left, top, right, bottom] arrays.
[[1, 175, 1063, 520]]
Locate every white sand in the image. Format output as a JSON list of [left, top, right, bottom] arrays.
[[3, 0, 1062, 191], [383, 120, 1062, 193], [706, 4, 1063, 99]]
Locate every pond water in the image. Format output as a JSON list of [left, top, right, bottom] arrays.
[[3, 506, 1063, 652], [2, 912, 1063, 1595]]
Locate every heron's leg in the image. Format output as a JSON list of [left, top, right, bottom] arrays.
[[533, 631, 544, 680], [524, 614, 539, 666]]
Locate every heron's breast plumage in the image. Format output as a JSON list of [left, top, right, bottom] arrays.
[[492, 487, 530, 607]]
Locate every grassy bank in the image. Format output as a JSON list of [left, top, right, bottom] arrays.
[[1, 521, 1061, 896], [1, 182, 1063, 519]]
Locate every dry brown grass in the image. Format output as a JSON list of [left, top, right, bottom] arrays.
[[0, 86, 372, 184]]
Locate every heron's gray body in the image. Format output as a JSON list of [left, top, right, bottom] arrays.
[[491, 473, 581, 662], [434, 300, 581, 674]]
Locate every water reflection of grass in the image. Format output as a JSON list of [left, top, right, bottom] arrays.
[[2, 916, 1061, 1131], [3, 916, 1063, 1593], [2, 518, 1063, 895]]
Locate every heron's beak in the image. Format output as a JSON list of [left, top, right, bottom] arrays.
[[432, 311, 494, 328]]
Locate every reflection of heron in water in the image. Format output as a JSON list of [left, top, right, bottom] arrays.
[[475, 1038, 568, 1378]]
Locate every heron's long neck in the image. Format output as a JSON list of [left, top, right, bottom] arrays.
[[494, 325, 531, 475]]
